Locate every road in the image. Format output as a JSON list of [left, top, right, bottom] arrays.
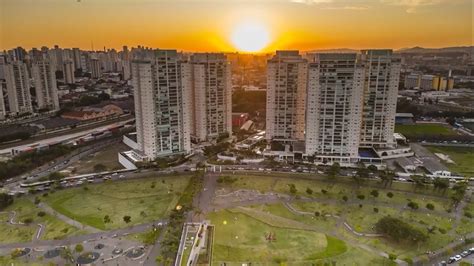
[[3, 137, 122, 192], [0, 115, 133, 150]]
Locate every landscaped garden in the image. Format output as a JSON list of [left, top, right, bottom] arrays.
[[0, 197, 83, 243], [43, 174, 191, 230], [212, 173, 473, 264]]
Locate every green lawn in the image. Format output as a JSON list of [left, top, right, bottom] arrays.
[[208, 209, 390, 265], [426, 146, 474, 176], [43, 175, 191, 230], [221, 174, 452, 210], [0, 198, 82, 243], [395, 124, 457, 139]]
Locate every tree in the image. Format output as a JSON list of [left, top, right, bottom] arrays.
[[328, 162, 340, 179], [74, 244, 84, 253], [93, 163, 107, 172], [411, 175, 426, 191], [48, 172, 65, 181], [426, 203, 435, 210], [306, 188, 313, 195], [288, 184, 297, 195], [103, 215, 111, 224], [370, 189, 379, 198], [433, 177, 449, 194], [407, 201, 419, 210], [367, 164, 378, 172], [0, 193, 14, 210], [375, 216, 428, 244], [381, 171, 395, 188], [451, 181, 468, 207], [123, 215, 131, 223]]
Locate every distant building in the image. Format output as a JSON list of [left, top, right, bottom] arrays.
[[32, 60, 59, 111], [404, 73, 454, 91], [4, 61, 33, 116], [266, 51, 307, 143], [90, 57, 101, 79], [62, 59, 75, 84], [232, 112, 249, 127]]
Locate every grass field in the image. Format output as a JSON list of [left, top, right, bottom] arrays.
[[208, 209, 392, 265], [426, 146, 474, 176], [221, 174, 452, 210], [395, 124, 457, 139], [43, 175, 191, 230], [0, 198, 82, 243], [68, 143, 129, 174]]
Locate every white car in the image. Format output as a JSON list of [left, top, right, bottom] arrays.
[[454, 255, 462, 261]]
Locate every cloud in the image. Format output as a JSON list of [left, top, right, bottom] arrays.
[[380, 0, 456, 13], [290, 0, 369, 10]]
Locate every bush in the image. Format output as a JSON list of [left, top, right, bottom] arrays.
[[407, 201, 419, 210], [321, 189, 328, 194], [359, 204, 363, 208], [464, 211, 473, 219], [388, 253, 397, 261], [438, 228, 447, 234], [34, 198, 41, 205], [426, 203, 435, 210], [306, 188, 313, 195], [370, 190, 379, 198], [342, 195, 348, 202], [23, 218, 33, 224], [74, 244, 84, 253], [314, 211, 320, 217], [288, 184, 297, 194], [0, 193, 14, 210], [373, 208, 379, 213], [387, 192, 394, 198], [357, 194, 365, 200], [37, 211, 46, 217]]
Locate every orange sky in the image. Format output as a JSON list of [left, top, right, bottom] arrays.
[[0, 0, 472, 52]]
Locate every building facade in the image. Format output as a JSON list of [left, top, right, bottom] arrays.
[[185, 53, 232, 142], [32, 60, 59, 111], [359, 50, 401, 149], [305, 53, 364, 163], [4, 61, 33, 115], [131, 49, 191, 160], [266, 51, 307, 143]]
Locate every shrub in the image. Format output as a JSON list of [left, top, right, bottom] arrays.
[[314, 211, 320, 217], [387, 192, 394, 198], [388, 253, 397, 261], [438, 228, 447, 234], [342, 196, 348, 202], [407, 201, 419, 210], [23, 218, 33, 224], [306, 188, 313, 195], [464, 211, 473, 219], [34, 198, 41, 205], [370, 190, 379, 198], [359, 204, 363, 208], [0, 193, 14, 210], [321, 189, 328, 194], [37, 211, 46, 217], [373, 208, 379, 213], [357, 194, 365, 200], [74, 244, 84, 253], [426, 203, 435, 210]]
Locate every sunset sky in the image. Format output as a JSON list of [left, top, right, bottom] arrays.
[[1, 0, 472, 52]]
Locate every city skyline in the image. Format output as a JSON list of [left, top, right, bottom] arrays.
[[1, 0, 472, 52]]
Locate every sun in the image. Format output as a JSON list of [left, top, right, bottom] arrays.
[[231, 22, 270, 53]]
